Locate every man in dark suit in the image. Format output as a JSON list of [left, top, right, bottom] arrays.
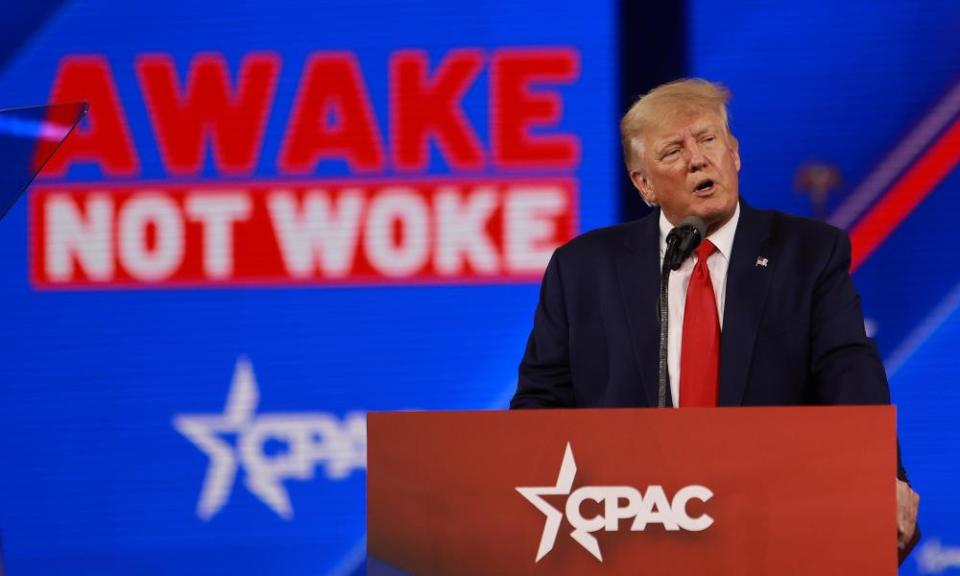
[[510, 78, 920, 554]]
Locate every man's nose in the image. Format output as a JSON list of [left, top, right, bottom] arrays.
[[687, 144, 708, 171]]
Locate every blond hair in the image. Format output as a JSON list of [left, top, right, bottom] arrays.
[[620, 78, 733, 172]]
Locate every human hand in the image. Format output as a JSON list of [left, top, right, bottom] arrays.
[[897, 479, 919, 551]]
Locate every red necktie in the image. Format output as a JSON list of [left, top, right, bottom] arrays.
[[680, 240, 720, 407]]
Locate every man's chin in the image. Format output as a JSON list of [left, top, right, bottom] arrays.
[[694, 202, 736, 232], [661, 196, 736, 228]]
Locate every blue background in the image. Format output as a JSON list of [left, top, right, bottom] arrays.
[[0, 0, 615, 575]]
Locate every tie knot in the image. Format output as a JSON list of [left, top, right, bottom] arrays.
[[696, 239, 717, 261]]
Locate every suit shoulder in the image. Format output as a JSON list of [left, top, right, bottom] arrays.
[[554, 218, 650, 262], [756, 207, 846, 248]]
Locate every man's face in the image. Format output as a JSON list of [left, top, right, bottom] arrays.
[[631, 111, 741, 230]]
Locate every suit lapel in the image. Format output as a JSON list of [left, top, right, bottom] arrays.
[[616, 211, 664, 407], [719, 203, 775, 406]]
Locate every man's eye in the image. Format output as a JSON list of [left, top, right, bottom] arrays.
[[663, 149, 679, 158], [702, 136, 716, 143]]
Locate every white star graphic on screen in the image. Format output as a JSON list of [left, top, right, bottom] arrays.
[[515, 442, 579, 562], [173, 357, 263, 519]]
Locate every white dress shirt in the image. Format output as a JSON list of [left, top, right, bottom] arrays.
[[658, 202, 740, 407]]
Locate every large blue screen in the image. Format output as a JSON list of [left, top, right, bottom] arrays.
[[0, 1, 617, 574]]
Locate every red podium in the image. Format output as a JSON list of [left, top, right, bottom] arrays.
[[367, 406, 897, 575]]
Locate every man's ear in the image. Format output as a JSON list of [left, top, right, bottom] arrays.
[[730, 135, 741, 172], [631, 169, 656, 205]]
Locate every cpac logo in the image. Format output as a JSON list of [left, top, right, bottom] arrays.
[[917, 539, 960, 574], [173, 357, 365, 520], [516, 443, 714, 562]]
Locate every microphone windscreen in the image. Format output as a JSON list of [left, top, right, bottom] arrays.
[[679, 215, 707, 239]]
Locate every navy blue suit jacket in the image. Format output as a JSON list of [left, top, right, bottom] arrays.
[[512, 203, 903, 466]]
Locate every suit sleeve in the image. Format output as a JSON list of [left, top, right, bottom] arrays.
[[511, 250, 575, 408], [810, 228, 908, 481]]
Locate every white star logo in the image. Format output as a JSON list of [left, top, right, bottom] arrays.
[[172, 356, 267, 520], [516, 442, 587, 561]]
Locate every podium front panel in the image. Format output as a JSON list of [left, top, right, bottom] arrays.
[[368, 406, 896, 575]]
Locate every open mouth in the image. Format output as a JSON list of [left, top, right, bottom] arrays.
[[693, 179, 716, 194]]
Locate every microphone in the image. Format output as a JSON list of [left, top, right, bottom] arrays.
[[664, 216, 707, 271]]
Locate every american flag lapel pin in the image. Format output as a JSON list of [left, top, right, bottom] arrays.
[[755, 256, 769, 268]]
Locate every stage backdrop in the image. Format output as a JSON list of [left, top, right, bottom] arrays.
[[0, 1, 616, 574], [690, 1, 960, 574]]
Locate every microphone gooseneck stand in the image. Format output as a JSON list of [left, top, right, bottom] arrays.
[[657, 216, 706, 409], [657, 255, 672, 408]]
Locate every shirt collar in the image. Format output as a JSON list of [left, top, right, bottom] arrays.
[[658, 201, 740, 261]]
